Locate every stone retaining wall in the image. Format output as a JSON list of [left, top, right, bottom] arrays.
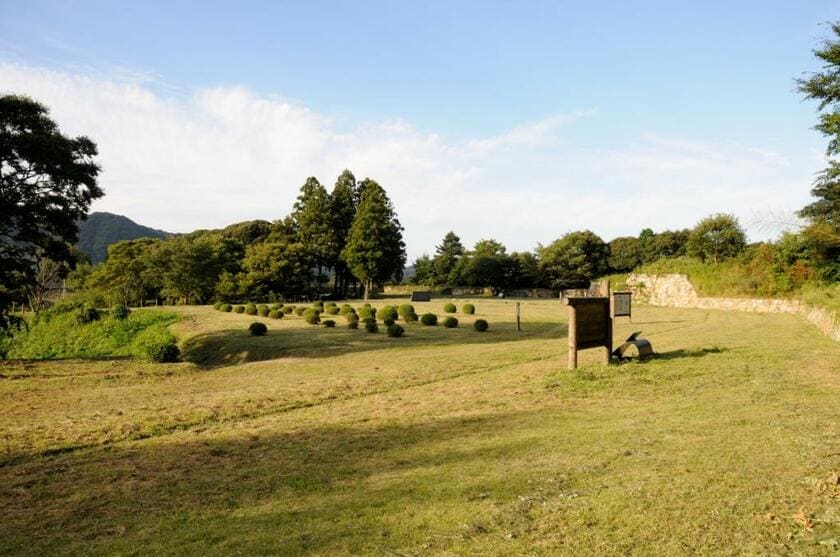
[[626, 273, 840, 341]]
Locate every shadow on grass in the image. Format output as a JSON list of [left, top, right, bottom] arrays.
[[0, 410, 541, 554], [181, 321, 568, 368], [654, 347, 728, 360]]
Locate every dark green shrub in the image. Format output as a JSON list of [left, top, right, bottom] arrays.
[[324, 305, 340, 315], [268, 309, 283, 319], [323, 319, 336, 328], [365, 321, 378, 333], [462, 303, 475, 315], [474, 319, 489, 332], [249, 322, 268, 336], [258, 304, 270, 316], [303, 308, 321, 325], [76, 305, 100, 325], [420, 313, 438, 326], [325, 301, 337, 308], [133, 328, 179, 363], [358, 306, 376, 319], [313, 301, 324, 309], [383, 317, 395, 327], [379, 305, 398, 321], [271, 303, 284, 311], [345, 312, 360, 324], [111, 304, 130, 320], [348, 320, 359, 329], [443, 316, 459, 328], [222, 304, 233, 312], [444, 303, 456, 313], [245, 303, 258, 315], [213, 301, 223, 310], [339, 304, 353, 315], [282, 305, 295, 314], [403, 311, 418, 323], [397, 304, 415, 318], [294, 306, 306, 316], [387, 324, 405, 337], [362, 317, 376, 326], [234, 305, 245, 314]]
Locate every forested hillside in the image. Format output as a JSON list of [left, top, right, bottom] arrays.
[[76, 212, 170, 263]]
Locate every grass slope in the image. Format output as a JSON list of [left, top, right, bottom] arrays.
[[0, 300, 838, 555]]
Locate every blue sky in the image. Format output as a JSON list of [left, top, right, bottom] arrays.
[[1, 1, 837, 256]]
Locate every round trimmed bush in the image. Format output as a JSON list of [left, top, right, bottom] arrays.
[[76, 305, 100, 325], [362, 317, 376, 326], [420, 313, 438, 326], [474, 319, 489, 332], [282, 305, 294, 314], [358, 306, 376, 319], [270, 303, 284, 311], [221, 303, 233, 312], [348, 320, 359, 329], [245, 303, 258, 315], [258, 304, 270, 316], [383, 317, 395, 327], [387, 324, 405, 337], [397, 304, 415, 318], [111, 304, 130, 320], [365, 321, 378, 333], [444, 303, 456, 313], [303, 308, 321, 325], [213, 301, 223, 310], [324, 305, 340, 315], [339, 304, 353, 315], [403, 311, 418, 323], [234, 305, 245, 314], [294, 306, 306, 316], [313, 301, 324, 310], [379, 305, 398, 321], [323, 319, 336, 328], [268, 309, 283, 319], [249, 322, 268, 336], [462, 303, 475, 315], [133, 328, 179, 363], [345, 312, 360, 324], [443, 316, 459, 328]]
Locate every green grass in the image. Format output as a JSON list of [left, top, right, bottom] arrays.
[[2, 308, 179, 360], [0, 299, 839, 555]]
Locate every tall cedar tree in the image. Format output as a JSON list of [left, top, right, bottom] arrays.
[[341, 180, 406, 299], [330, 170, 358, 297], [433, 231, 465, 285], [0, 95, 102, 330], [292, 177, 334, 294]]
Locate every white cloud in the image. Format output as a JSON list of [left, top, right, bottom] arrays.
[[0, 62, 821, 258]]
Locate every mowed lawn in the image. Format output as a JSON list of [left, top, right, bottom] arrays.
[[1, 299, 839, 555]]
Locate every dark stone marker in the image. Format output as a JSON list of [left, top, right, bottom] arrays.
[[410, 291, 432, 302]]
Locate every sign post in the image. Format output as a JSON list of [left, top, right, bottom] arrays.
[[611, 291, 632, 322], [516, 302, 521, 332], [563, 297, 612, 370]]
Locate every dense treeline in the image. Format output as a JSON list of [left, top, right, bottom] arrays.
[[68, 171, 406, 305]]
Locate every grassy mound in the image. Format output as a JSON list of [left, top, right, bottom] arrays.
[[3, 307, 179, 360]]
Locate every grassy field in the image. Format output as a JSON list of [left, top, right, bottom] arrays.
[[1, 299, 839, 555]]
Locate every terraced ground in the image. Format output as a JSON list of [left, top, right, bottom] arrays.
[[1, 299, 839, 555]]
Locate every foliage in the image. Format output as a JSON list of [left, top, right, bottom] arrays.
[[0, 95, 103, 331], [608, 236, 641, 272], [245, 303, 258, 316], [383, 317, 395, 327], [75, 305, 100, 325], [240, 241, 312, 300], [341, 180, 406, 299], [403, 311, 418, 323], [282, 305, 295, 314], [442, 316, 459, 328], [294, 306, 306, 316], [409, 254, 436, 285], [462, 303, 475, 315], [420, 313, 438, 326], [268, 309, 283, 319], [324, 305, 340, 315], [132, 327, 180, 363], [234, 305, 245, 314], [386, 324, 405, 337], [303, 308, 321, 325], [474, 319, 489, 332], [347, 320, 359, 329], [76, 212, 169, 265], [323, 319, 336, 328], [397, 304, 415, 318], [248, 322, 268, 336], [364, 321, 378, 333], [221, 304, 233, 312], [378, 305, 398, 321], [538, 230, 610, 290], [433, 231, 465, 284], [686, 214, 746, 264], [358, 306, 376, 320], [443, 303, 456, 313], [257, 304, 269, 317], [111, 304, 131, 320], [344, 312, 359, 325]]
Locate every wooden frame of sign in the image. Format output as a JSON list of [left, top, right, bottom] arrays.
[[611, 291, 632, 321], [563, 297, 612, 370]]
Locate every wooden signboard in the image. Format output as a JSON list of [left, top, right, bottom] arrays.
[[563, 297, 612, 369], [611, 291, 632, 321], [410, 291, 432, 302]]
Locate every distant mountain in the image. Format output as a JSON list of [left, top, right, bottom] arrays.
[[76, 212, 171, 264]]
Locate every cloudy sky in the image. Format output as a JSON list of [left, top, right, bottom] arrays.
[[1, 1, 836, 258]]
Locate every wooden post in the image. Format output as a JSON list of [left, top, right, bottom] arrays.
[[568, 303, 577, 369], [516, 302, 521, 332], [604, 310, 613, 365]]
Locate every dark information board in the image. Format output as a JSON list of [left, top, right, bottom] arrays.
[[563, 297, 612, 369], [612, 291, 632, 320]]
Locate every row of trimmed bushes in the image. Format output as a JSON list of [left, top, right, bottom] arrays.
[[247, 315, 489, 336]]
